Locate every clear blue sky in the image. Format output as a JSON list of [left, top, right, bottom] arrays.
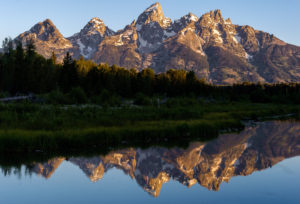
[[1, 0, 299, 46]]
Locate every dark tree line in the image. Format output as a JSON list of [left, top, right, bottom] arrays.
[[1, 38, 300, 104], [0, 38, 56, 94]]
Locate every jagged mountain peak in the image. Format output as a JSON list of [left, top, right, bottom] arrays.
[[32, 19, 57, 31], [213, 9, 223, 19], [87, 17, 105, 29], [68, 17, 115, 59], [16, 18, 72, 62], [31, 18, 56, 29], [28, 19, 63, 40], [136, 2, 171, 30], [199, 9, 225, 25], [135, 2, 175, 54], [144, 2, 162, 13], [43, 18, 55, 26], [89, 17, 104, 24], [130, 20, 136, 26], [78, 17, 114, 37], [185, 12, 199, 22], [225, 18, 232, 24], [196, 9, 240, 48], [17, 18, 72, 52], [173, 12, 199, 30]]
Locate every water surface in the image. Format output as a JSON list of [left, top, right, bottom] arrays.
[[1, 121, 300, 204]]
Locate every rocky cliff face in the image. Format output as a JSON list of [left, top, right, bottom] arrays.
[[68, 18, 115, 60], [16, 19, 72, 62], [28, 121, 300, 197], [16, 2, 300, 84]]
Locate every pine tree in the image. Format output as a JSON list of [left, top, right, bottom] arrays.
[[2, 37, 13, 54], [26, 38, 36, 59], [51, 52, 57, 64], [14, 40, 26, 93], [63, 52, 73, 66], [59, 52, 79, 92]]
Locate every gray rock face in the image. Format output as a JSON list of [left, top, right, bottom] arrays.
[[16, 19, 73, 62], [91, 23, 142, 69], [135, 2, 172, 54], [15, 2, 300, 84], [68, 18, 115, 59]]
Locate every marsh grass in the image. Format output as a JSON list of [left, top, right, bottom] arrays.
[[0, 118, 242, 152], [0, 101, 299, 154]]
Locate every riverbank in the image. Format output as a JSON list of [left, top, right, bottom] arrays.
[[0, 102, 299, 155]]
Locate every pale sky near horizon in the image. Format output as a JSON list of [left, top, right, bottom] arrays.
[[0, 0, 299, 46]]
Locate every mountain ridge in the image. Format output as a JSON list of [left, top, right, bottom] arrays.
[[15, 2, 300, 84]]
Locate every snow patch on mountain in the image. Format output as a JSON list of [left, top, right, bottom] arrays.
[[246, 52, 253, 60], [114, 35, 124, 46], [257, 39, 261, 47], [91, 17, 104, 25], [60, 43, 73, 49], [213, 28, 221, 36], [163, 30, 176, 38], [138, 34, 150, 48], [181, 27, 195, 36], [212, 27, 223, 43], [136, 23, 143, 31], [234, 34, 242, 43], [162, 18, 172, 28], [184, 13, 198, 22], [77, 39, 92, 58], [123, 30, 134, 38]]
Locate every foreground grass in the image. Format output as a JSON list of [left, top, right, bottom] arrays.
[[0, 118, 242, 153], [0, 102, 299, 154]]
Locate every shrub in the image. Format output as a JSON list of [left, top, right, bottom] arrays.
[[67, 87, 88, 104], [46, 89, 69, 105], [134, 93, 152, 106], [165, 97, 199, 107], [96, 89, 122, 107], [0, 92, 10, 98]]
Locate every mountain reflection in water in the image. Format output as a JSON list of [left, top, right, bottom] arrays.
[[4, 121, 300, 197]]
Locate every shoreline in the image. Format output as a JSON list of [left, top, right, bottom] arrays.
[[0, 102, 299, 156]]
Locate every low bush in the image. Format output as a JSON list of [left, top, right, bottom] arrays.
[[134, 93, 152, 106], [67, 87, 88, 104]]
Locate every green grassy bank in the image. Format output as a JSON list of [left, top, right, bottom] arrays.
[[0, 101, 299, 155]]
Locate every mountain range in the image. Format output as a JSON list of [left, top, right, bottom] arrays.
[[16, 2, 300, 84], [30, 121, 300, 197]]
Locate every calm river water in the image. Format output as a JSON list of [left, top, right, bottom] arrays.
[[1, 121, 300, 204]]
